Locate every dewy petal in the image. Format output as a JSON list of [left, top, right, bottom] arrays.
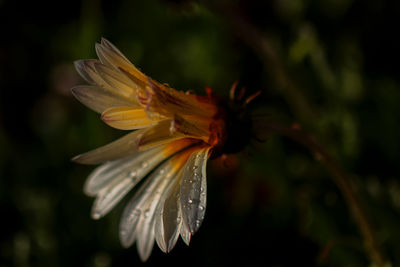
[[72, 129, 146, 165], [91, 175, 133, 219], [71, 85, 136, 113], [155, 170, 183, 253], [119, 148, 195, 258], [85, 138, 194, 196], [101, 107, 156, 130], [180, 147, 211, 234]]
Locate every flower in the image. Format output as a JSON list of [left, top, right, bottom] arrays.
[[71, 38, 227, 261]]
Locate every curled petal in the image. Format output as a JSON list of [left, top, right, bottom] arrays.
[[180, 147, 210, 234], [101, 107, 156, 130]]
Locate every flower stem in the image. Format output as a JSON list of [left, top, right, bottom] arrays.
[[262, 123, 385, 266]]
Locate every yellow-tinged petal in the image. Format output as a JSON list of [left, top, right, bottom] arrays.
[[101, 107, 156, 130]]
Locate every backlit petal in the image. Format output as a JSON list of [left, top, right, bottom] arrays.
[[72, 129, 146, 165], [94, 62, 140, 101], [71, 85, 136, 113], [96, 38, 148, 85]]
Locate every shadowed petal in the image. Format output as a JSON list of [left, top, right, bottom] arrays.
[[154, 172, 183, 253], [179, 219, 191, 246], [136, 120, 185, 151], [180, 147, 210, 234]]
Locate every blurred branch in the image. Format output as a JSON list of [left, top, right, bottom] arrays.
[[261, 123, 385, 266], [201, 1, 386, 264], [203, 0, 316, 130]]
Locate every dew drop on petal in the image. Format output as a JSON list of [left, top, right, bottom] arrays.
[[92, 211, 101, 219], [187, 199, 193, 204], [141, 161, 148, 168], [144, 209, 150, 218], [129, 171, 137, 178]]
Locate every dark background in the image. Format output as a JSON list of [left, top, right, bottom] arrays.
[[1, 0, 400, 266]]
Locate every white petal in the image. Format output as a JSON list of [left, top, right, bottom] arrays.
[[85, 143, 169, 196], [88, 145, 173, 219], [71, 85, 136, 113], [119, 156, 180, 250], [155, 171, 183, 253], [180, 147, 210, 234], [72, 129, 146, 165], [91, 177, 133, 219]]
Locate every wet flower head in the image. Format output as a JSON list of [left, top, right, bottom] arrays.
[[72, 38, 256, 261]]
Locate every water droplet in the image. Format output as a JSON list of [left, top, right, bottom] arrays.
[[201, 192, 206, 196], [129, 171, 137, 178], [199, 205, 204, 211], [141, 161, 148, 168], [192, 166, 198, 170], [159, 169, 165, 174], [133, 209, 141, 217], [188, 199, 193, 204], [92, 211, 101, 219], [176, 216, 182, 223], [200, 187, 204, 192], [195, 219, 201, 227], [144, 209, 150, 218]]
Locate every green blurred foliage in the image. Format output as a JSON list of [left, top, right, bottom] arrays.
[[0, 0, 400, 266]]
